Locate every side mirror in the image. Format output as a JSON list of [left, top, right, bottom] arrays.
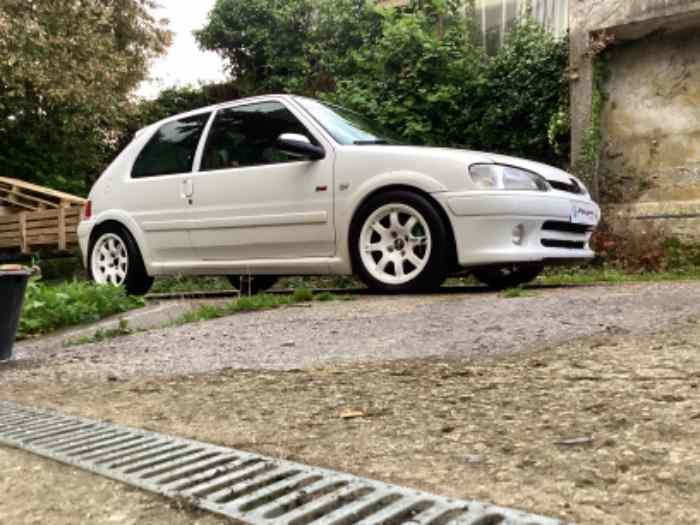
[[277, 133, 325, 160]]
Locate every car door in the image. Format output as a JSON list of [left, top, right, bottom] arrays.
[[123, 112, 211, 263], [187, 99, 335, 261]]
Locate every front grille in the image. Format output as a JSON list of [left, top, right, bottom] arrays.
[[541, 239, 586, 250], [547, 179, 584, 195], [542, 221, 594, 235]]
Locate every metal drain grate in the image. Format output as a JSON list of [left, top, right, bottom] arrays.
[[0, 401, 567, 525]]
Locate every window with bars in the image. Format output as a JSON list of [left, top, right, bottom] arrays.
[[474, 0, 568, 53]]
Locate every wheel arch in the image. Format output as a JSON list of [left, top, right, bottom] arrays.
[[348, 184, 458, 273], [88, 217, 152, 276]]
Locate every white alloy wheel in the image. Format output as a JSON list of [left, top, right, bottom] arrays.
[[359, 203, 433, 285], [91, 233, 129, 286]]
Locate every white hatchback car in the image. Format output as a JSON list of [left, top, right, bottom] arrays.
[[79, 95, 600, 295]]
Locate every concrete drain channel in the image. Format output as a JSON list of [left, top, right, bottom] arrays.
[[0, 401, 566, 525]]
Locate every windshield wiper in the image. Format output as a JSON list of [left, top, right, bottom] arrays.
[[353, 139, 390, 145]]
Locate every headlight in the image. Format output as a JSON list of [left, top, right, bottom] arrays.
[[469, 164, 550, 191]]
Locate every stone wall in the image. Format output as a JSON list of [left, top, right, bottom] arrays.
[[602, 27, 700, 202], [570, 0, 700, 239], [570, 0, 700, 162]]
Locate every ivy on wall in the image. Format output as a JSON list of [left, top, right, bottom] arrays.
[[574, 58, 606, 199]]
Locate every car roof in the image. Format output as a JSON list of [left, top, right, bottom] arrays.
[[149, 93, 298, 129]]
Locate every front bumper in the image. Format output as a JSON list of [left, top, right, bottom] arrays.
[[436, 191, 601, 267]]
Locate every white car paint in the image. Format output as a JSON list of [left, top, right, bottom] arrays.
[[78, 94, 600, 281]]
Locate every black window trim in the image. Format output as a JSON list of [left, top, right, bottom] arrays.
[[130, 111, 213, 180]]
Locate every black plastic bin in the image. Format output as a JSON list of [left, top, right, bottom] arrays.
[[0, 267, 31, 361]]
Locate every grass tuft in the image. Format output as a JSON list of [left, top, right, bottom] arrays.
[[292, 287, 314, 302], [316, 291, 336, 302], [63, 319, 134, 347], [502, 286, 529, 298], [538, 265, 700, 287], [173, 289, 353, 327]]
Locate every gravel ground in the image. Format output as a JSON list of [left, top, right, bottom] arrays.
[[6, 281, 700, 383], [1, 303, 699, 524]]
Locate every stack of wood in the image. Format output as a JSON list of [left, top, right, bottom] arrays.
[[0, 177, 86, 254]]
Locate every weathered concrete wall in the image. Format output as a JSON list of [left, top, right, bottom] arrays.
[[570, 0, 700, 238], [570, 0, 700, 163], [601, 27, 700, 203]]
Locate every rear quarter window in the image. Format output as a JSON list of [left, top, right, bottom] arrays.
[[132, 113, 211, 178]]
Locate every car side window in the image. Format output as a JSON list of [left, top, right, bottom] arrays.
[[132, 113, 211, 178], [200, 101, 318, 172]]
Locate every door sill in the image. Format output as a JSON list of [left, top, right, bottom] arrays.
[[151, 257, 346, 275]]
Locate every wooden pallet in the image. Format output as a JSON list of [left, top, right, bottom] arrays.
[[0, 207, 82, 253], [0, 178, 86, 254], [0, 177, 85, 211]]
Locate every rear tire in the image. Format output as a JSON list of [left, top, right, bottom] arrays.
[[350, 190, 449, 293], [88, 224, 153, 296], [226, 275, 278, 295], [472, 264, 543, 290]]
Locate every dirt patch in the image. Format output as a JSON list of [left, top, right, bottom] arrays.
[[0, 447, 231, 525], [2, 319, 700, 523]]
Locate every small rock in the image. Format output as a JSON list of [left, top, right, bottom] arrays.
[[107, 375, 119, 382], [340, 410, 366, 419], [555, 437, 594, 446]]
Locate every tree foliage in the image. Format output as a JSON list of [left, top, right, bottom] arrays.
[[195, 0, 382, 95], [196, 0, 570, 166], [0, 0, 170, 194], [3, 0, 570, 197]]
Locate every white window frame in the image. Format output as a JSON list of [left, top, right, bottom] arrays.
[[475, 0, 568, 49]]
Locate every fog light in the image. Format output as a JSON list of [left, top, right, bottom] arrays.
[[512, 224, 525, 246]]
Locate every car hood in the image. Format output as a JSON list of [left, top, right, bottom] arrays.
[[428, 147, 577, 185], [353, 145, 577, 184]]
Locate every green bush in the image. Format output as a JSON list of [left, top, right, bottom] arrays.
[[330, 13, 569, 166], [18, 281, 145, 338], [192, 0, 570, 167]]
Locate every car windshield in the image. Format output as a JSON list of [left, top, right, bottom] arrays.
[[294, 97, 402, 146]]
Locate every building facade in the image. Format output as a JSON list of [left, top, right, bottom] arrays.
[[475, 0, 568, 52], [378, 0, 568, 52]]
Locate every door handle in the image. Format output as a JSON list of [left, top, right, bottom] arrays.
[[181, 179, 194, 199]]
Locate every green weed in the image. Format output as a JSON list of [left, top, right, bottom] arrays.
[[315, 292, 336, 302], [18, 281, 145, 339], [63, 319, 134, 347], [538, 266, 700, 286], [502, 286, 529, 298], [292, 288, 313, 302], [172, 289, 352, 327]]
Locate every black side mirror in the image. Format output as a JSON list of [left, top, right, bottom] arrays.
[[277, 133, 325, 160]]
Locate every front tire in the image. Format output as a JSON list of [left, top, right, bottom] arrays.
[[226, 275, 278, 295], [473, 264, 543, 290], [88, 225, 153, 296], [350, 190, 449, 293]]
